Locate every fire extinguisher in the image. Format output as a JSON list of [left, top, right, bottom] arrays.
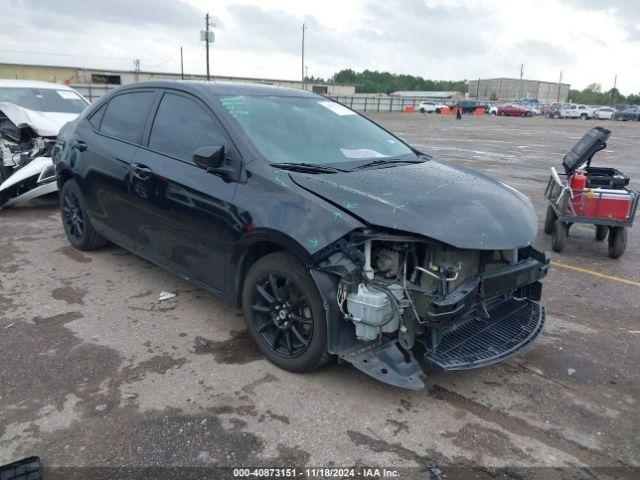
[[570, 170, 587, 190]]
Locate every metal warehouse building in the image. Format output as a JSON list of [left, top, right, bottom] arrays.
[[468, 77, 570, 103], [0, 62, 356, 102]]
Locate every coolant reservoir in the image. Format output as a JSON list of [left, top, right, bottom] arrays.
[[347, 284, 400, 341]]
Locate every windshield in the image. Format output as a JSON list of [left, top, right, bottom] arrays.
[[0, 87, 88, 113], [218, 95, 416, 165]]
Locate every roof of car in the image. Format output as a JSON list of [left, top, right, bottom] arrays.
[[0, 79, 77, 90], [117, 80, 316, 97]]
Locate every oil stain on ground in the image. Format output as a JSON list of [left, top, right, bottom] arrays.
[[192, 330, 262, 365], [51, 286, 88, 305]]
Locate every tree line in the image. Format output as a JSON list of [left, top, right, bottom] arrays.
[[321, 70, 639, 105]]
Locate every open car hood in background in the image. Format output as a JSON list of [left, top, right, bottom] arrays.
[[0, 102, 78, 137], [289, 158, 538, 250]]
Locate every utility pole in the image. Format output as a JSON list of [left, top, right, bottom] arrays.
[[520, 63, 524, 80], [133, 59, 140, 83], [201, 13, 215, 80], [301, 22, 307, 90], [180, 46, 184, 80], [612, 74, 617, 103], [557, 70, 563, 102]]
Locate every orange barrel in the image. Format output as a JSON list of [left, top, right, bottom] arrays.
[[474, 107, 485, 115], [405, 106, 414, 113]]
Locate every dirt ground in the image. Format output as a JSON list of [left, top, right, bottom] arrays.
[[1, 114, 639, 479]]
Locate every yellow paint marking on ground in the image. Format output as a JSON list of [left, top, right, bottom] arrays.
[[551, 261, 640, 287]]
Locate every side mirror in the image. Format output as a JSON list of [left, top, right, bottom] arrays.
[[193, 145, 225, 170]]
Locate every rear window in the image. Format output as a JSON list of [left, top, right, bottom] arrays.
[[0, 87, 88, 113], [100, 91, 154, 143]]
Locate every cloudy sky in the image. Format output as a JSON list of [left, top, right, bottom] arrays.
[[1, 0, 639, 93]]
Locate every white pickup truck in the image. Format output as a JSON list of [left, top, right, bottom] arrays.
[[559, 104, 595, 119]]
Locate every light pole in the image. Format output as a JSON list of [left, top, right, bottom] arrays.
[[201, 13, 215, 81]]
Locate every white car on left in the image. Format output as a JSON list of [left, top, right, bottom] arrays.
[[418, 101, 447, 113], [0, 80, 89, 209]]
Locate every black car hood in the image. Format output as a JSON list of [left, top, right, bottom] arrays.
[[289, 159, 538, 250]]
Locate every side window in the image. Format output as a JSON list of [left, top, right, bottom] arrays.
[[100, 91, 154, 143], [149, 93, 226, 162], [88, 103, 106, 129]]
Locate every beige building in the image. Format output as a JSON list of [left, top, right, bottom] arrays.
[[468, 77, 570, 103], [0, 63, 355, 101]]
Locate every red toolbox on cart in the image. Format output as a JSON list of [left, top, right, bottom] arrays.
[[571, 188, 633, 221]]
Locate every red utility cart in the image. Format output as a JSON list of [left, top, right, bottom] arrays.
[[544, 127, 638, 258]]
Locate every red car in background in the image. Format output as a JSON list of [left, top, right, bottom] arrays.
[[497, 104, 532, 117]]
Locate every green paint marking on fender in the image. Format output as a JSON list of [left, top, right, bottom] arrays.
[[346, 202, 358, 209], [308, 238, 319, 248], [333, 211, 343, 220], [275, 176, 289, 187]]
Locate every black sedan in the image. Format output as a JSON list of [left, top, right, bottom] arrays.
[[54, 81, 548, 389], [614, 107, 640, 121]]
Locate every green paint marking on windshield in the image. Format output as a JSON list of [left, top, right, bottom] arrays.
[[392, 202, 408, 213], [220, 96, 251, 117], [346, 202, 358, 209], [308, 238, 319, 248], [333, 211, 343, 220]]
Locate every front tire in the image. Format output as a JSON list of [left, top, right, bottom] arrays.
[[60, 179, 108, 251], [242, 251, 330, 373]]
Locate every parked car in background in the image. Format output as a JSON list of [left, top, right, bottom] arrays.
[[497, 104, 531, 117], [53, 81, 549, 390], [526, 106, 541, 116], [559, 104, 594, 119], [613, 106, 640, 121], [418, 101, 447, 113], [542, 103, 565, 118], [488, 104, 500, 115], [596, 106, 617, 120], [456, 100, 488, 113]]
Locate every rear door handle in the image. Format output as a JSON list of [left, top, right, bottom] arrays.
[[72, 140, 88, 151], [131, 163, 153, 180]]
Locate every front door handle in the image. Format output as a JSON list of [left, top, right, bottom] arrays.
[[72, 140, 88, 151], [131, 163, 153, 180]]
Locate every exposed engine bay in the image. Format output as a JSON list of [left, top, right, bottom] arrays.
[[0, 105, 59, 208], [311, 230, 549, 389]]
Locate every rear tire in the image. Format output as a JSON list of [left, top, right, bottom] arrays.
[[544, 205, 557, 234], [242, 251, 330, 373], [580, 113, 588, 120], [551, 219, 568, 252], [608, 227, 627, 258], [595, 225, 608, 241], [60, 179, 108, 251]]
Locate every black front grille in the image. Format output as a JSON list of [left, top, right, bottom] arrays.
[[423, 298, 544, 370]]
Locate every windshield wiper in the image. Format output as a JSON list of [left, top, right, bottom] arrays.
[[272, 162, 340, 174], [352, 158, 425, 170]]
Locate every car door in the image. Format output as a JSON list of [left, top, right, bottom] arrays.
[[74, 89, 156, 249], [128, 90, 240, 292]]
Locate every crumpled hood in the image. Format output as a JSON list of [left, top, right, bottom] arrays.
[[289, 158, 538, 250], [0, 102, 78, 137]]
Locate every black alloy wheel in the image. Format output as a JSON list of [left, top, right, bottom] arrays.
[[251, 272, 313, 358], [242, 252, 329, 372], [62, 190, 85, 242], [60, 180, 108, 251]]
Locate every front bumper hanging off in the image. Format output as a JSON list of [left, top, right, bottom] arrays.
[[314, 247, 549, 391]]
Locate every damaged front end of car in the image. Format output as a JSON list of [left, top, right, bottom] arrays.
[[309, 230, 549, 390], [0, 103, 62, 209]]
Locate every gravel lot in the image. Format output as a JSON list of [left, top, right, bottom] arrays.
[[1, 114, 639, 479]]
